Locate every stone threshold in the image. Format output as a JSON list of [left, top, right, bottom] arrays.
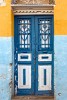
[[12, 95, 54, 100]]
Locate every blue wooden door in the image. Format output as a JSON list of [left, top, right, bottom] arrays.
[[14, 15, 54, 95]]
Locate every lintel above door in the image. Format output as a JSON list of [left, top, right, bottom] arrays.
[[11, 0, 55, 15]]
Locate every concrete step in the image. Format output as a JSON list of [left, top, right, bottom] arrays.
[[12, 96, 54, 100]]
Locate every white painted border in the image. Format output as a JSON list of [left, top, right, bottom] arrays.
[[18, 53, 31, 61], [38, 65, 51, 90], [18, 65, 31, 89], [38, 54, 52, 61]]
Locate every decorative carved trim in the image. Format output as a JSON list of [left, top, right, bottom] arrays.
[[12, 0, 55, 5], [11, 5, 54, 15], [11, 0, 55, 15], [13, 10, 54, 15], [0, 0, 6, 6], [14, 0, 49, 4]]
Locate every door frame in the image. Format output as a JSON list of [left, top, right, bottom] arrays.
[[14, 15, 54, 96]]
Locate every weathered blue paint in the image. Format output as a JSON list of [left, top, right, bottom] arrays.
[[54, 36, 67, 100], [14, 15, 54, 95], [35, 16, 54, 95], [14, 16, 35, 95], [0, 37, 13, 100]]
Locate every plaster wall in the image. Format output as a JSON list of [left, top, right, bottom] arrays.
[[0, 0, 67, 100], [0, 37, 13, 100], [54, 36, 67, 100], [0, 0, 67, 36]]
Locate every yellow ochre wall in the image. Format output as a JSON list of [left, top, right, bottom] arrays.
[[54, 0, 67, 35], [0, 0, 67, 36], [0, 0, 14, 37]]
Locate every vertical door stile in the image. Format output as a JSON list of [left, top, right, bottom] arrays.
[[35, 16, 39, 94], [31, 16, 35, 94], [52, 16, 54, 92], [14, 16, 18, 95]]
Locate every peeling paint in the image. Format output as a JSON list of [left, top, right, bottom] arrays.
[[0, 36, 67, 100], [0, 37, 13, 100]]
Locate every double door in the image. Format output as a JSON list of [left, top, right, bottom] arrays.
[[14, 15, 54, 95]]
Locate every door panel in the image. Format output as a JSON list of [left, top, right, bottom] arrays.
[[14, 16, 35, 95], [38, 65, 51, 91], [14, 15, 54, 95], [35, 16, 54, 95], [18, 65, 31, 89]]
